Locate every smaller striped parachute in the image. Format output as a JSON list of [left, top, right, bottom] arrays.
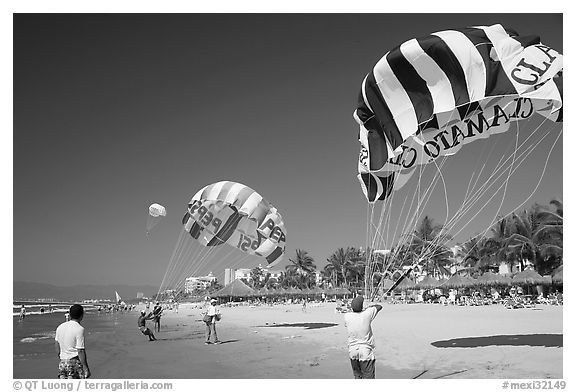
[[181, 181, 286, 265], [146, 203, 166, 235]]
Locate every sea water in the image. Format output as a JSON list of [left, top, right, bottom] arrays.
[[13, 305, 130, 359]]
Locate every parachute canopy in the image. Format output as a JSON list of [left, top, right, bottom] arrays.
[[181, 181, 286, 265], [149, 203, 167, 217], [146, 203, 166, 234], [354, 24, 563, 202]]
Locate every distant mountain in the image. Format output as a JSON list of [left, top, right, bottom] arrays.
[[13, 281, 158, 301]]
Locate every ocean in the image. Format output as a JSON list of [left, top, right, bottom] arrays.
[[13, 303, 135, 368]]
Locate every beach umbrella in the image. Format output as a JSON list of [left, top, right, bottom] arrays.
[[324, 287, 337, 296], [394, 277, 416, 291], [441, 274, 474, 289], [475, 272, 503, 287], [551, 265, 563, 285], [414, 276, 440, 290], [379, 278, 394, 291], [511, 269, 547, 286], [213, 279, 255, 298], [286, 287, 302, 296], [299, 288, 314, 295], [337, 287, 352, 295]]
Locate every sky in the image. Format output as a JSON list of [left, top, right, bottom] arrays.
[[12, 13, 563, 287]]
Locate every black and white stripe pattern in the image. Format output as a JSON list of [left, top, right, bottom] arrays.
[[354, 24, 563, 174], [183, 181, 287, 265]]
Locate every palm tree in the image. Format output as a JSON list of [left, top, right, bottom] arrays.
[[505, 204, 562, 275], [287, 249, 316, 274], [404, 216, 452, 277], [534, 199, 563, 269], [325, 247, 355, 287], [250, 266, 264, 289], [284, 249, 317, 289]]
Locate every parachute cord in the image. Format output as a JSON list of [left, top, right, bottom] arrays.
[[450, 125, 560, 244], [441, 114, 551, 242], [421, 113, 552, 262], [157, 228, 187, 298]]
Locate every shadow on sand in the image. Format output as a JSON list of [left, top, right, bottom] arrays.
[[258, 322, 338, 330], [431, 334, 562, 348]]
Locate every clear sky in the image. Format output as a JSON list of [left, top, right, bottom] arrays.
[[13, 13, 562, 287]]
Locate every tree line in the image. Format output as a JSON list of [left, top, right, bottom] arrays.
[[243, 199, 562, 291]]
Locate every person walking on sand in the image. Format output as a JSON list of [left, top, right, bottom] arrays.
[[55, 304, 91, 379], [19, 305, 26, 321], [152, 302, 163, 332], [204, 299, 221, 345], [343, 295, 382, 379], [138, 310, 157, 341]]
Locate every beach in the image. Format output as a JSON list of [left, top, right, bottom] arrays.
[[14, 302, 562, 379]]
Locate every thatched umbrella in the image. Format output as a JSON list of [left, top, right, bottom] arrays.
[[414, 275, 440, 290], [512, 269, 548, 286], [379, 278, 394, 291], [336, 287, 352, 295], [286, 287, 302, 296], [393, 277, 416, 291], [213, 279, 255, 299], [475, 272, 504, 287], [552, 265, 563, 285], [441, 274, 474, 289]]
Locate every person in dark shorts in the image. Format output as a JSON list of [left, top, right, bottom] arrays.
[[343, 295, 382, 379], [204, 299, 221, 345], [152, 302, 163, 332], [55, 304, 91, 379]]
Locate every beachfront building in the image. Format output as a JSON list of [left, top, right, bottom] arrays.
[[262, 267, 282, 281], [233, 266, 283, 282], [224, 268, 235, 286], [234, 268, 252, 281], [184, 272, 218, 293]]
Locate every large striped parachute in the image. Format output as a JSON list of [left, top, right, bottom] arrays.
[[181, 181, 286, 265], [354, 24, 563, 202]]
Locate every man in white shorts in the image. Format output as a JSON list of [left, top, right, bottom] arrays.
[[343, 295, 382, 378], [55, 304, 91, 379]]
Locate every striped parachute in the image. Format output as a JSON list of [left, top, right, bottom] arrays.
[[353, 24, 563, 298], [354, 24, 563, 202], [181, 181, 286, 265]]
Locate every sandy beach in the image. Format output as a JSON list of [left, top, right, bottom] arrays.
[[14, 302, 562, 379]]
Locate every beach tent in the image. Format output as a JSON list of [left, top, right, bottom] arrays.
[[286, 287, 302, 296], [394, 277, 416, 291], [441, 274, 474, 289], [414, 276, 440, 290], [476, 272, 505, 287], [511, 269, 548, 286], [213, 279, 255, 298], [551, 266, 563, 285]]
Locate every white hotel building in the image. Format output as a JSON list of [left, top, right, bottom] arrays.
[[184, 272, 217, 293]]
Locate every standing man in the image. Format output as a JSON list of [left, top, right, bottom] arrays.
[[204, 299, 221, 345], [343, 295, 382, 379], [152, 302, 163, 332], [55, 304, 91, 379]]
